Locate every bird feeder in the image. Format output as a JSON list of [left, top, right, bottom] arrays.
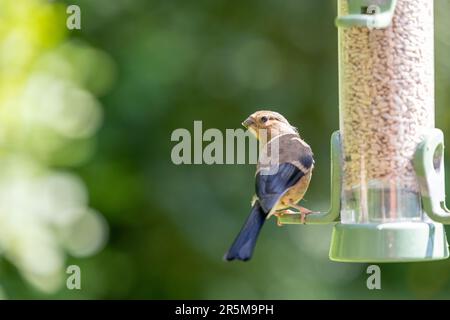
[[278, 0, 450, 262]]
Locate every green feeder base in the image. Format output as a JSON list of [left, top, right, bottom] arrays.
[[329, 222, 449, 263]]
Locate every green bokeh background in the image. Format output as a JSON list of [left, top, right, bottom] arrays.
[[2, 0, 450, 299]]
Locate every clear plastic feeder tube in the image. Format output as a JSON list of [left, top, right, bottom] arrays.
[[338, 0, 435, 223]]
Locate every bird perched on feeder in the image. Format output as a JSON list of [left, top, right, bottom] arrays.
[[224, 110, 316, 261]]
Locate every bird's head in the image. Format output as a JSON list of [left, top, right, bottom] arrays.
[[242, 110, 297, 141]]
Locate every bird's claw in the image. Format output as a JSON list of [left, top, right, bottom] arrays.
[[275, 208, 320, 225], [300, 212, 309, 225], [300, 210, 321, 224], [274, 212, 285, 227], [274, 210, 296, 227], [288, 205, 320, 224]]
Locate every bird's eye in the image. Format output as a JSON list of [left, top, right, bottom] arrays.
[[261, 116, 268, 123]]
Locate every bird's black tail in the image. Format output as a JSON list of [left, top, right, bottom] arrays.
[[224, 201, 267, 261]]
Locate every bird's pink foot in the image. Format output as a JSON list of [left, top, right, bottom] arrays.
[[298, 206, 314, 214], [300, 212, 311, 224], [289, 204, 319, 224]]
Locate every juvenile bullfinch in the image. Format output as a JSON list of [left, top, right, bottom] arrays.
[[224, 111, 315, 261]]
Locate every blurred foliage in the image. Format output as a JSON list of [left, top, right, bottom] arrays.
[[0, 0, 110, 296], [1, 0, 450, 299]]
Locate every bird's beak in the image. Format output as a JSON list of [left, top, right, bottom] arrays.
[[242, 117, 254, 129]]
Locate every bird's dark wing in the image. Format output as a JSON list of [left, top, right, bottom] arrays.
[[255, 162, 304, 213]]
